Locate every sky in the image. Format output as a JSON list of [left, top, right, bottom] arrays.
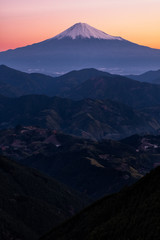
[[1, 0, 160, 51]]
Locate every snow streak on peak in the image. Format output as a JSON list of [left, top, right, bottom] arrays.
[[53, 23, 123, 41]]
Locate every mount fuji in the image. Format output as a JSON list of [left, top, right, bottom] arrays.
[[53, 22, 123, 40], [0, 22, 160, 75]]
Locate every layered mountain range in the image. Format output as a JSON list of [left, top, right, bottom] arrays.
[[1, 21, 160, 240], [2, 65, 160, 139], [1, 126, 160, 199], [0, 23, 160, 75], [1, 94, 160, 140]]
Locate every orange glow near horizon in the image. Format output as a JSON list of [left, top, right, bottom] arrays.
[[1, 0, 160, 51]]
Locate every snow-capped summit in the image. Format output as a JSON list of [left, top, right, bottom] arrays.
[[53, 23, 123, 40]]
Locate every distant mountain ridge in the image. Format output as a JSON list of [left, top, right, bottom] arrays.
[[2, 65, 160, 109], [127, 69, 160, 84], [0, 65, 110, 97], [65, 74, 160, 108], [0, 23, 160, 75]]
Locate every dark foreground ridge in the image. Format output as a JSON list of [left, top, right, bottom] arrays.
[[41, 166, 160, 240], [0, 155, 88, 240]]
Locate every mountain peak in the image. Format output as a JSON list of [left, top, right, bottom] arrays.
[[53, 23, 123, 40]]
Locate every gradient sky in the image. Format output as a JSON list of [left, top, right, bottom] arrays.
[[1, 0, 160, 51]]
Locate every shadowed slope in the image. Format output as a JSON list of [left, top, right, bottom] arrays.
[[41, 166, 160, 240], [0, 155, 88, 240]]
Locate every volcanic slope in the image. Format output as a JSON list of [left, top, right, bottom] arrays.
[[0, 23, 160, 75]]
